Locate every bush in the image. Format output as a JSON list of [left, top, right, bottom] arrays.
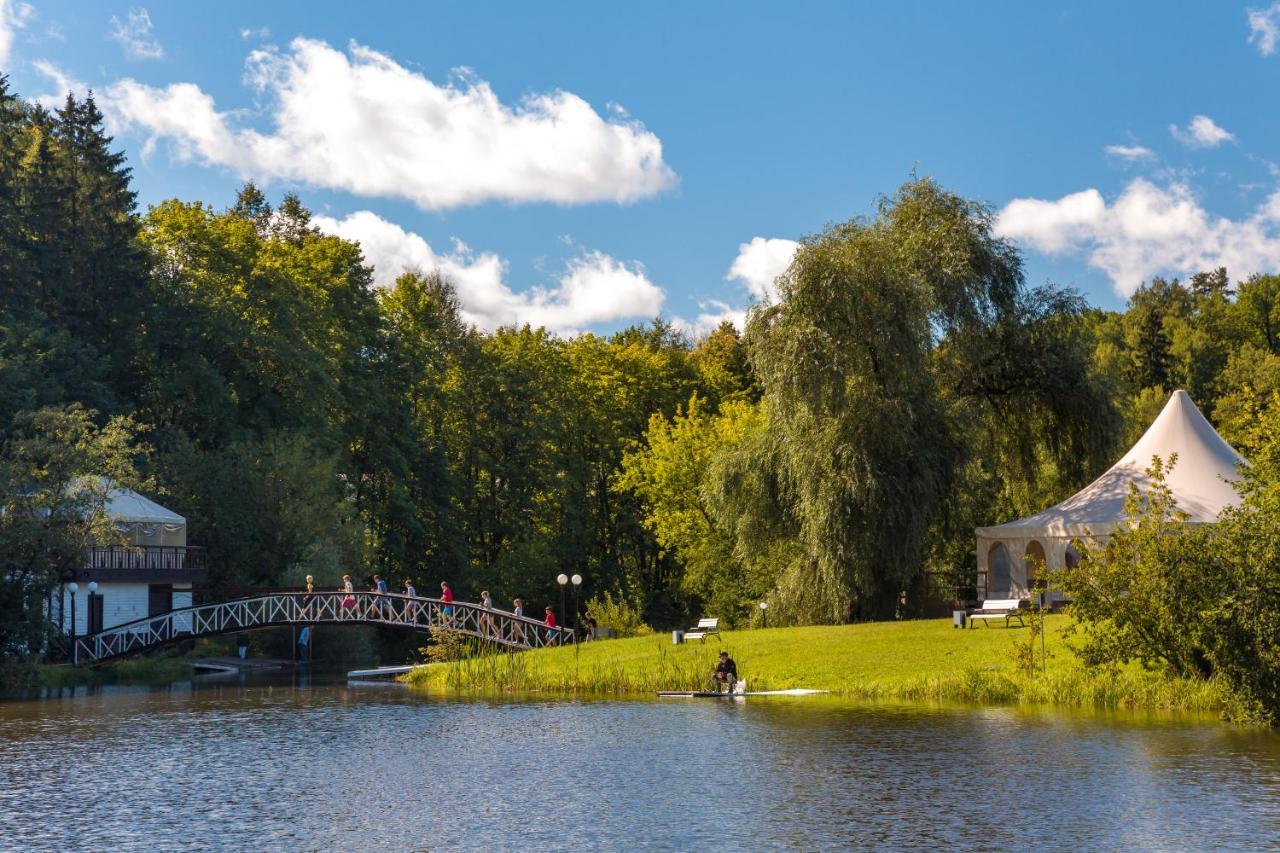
[[1060, 451, 1280, 724], [585, 593, 652, 638]]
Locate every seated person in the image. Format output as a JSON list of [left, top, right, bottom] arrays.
[[712, 651, 738, 693]]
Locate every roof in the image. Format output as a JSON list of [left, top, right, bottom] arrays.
[[101, 481, 185, 525], [976, 390, 1246, 540]]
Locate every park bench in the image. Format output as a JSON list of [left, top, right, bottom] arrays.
[[967, 599, 1026, 629], [684, 617, 721, 643]]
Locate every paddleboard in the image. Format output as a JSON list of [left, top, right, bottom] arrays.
[[657, 688, 827, 698]]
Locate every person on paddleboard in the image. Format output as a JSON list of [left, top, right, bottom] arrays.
[[713, 651, 738, 693]]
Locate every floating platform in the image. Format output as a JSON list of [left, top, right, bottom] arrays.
[[657, 688, 827, 698], [347, 665, 414, 680]]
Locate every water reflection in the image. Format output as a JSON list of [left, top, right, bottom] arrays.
[[0, 679, 1277, 850]]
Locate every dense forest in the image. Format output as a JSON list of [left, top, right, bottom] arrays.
[[4, 81, 1280, 653]]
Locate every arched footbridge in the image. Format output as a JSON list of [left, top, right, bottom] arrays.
[[72, 591, 571, 664]]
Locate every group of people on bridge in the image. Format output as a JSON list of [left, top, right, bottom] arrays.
[[302, 574, 595, 646]]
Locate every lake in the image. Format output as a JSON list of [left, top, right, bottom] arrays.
[[1, 672, 1278, 850]]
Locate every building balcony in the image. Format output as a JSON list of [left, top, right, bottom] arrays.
[[74, 546, 209, 584]]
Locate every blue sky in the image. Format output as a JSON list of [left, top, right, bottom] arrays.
[[4, 1, 1280, 333]]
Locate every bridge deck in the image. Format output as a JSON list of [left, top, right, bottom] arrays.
[[73, 591, 572, 664]]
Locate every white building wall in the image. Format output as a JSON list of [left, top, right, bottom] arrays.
[[61, 583, 152, 634]]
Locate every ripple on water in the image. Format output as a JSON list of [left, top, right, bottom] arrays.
[[0, 677, 1278, 851]]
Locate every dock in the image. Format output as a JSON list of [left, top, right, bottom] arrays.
[[347, 665, 414, 680]]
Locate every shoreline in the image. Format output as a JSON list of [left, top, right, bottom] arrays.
[[402, 616, 1241, 720]]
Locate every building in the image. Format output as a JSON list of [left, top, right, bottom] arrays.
[[974, 390, 1247, 599], [54, 485, 207, 637]]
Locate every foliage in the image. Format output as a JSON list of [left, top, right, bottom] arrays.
[[585, 592, 652, 638], [0, 405, 147, 657], [1061, 448, 1280, 724]]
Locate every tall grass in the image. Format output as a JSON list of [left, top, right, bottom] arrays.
[[403, 618, 1242, 718]]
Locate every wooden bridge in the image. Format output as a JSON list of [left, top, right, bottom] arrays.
[[71, 591, 571, 664]]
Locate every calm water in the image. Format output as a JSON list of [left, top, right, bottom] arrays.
[[1, 673, 1278, 851]]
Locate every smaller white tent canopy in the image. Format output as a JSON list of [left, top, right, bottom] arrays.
[[975, 390, 1246, 597], [105, 486, 185, 525], [93, 479, 186, 546]]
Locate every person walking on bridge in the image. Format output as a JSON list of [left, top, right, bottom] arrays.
[[341, 575, 355, 618], [440, 581, 454, 627], [511, 598, 526, 645], [403, 579, 418, 623], [479, 590, 496, 640], [303, 574, 315, 620], [544, 605, 558, 646], [373, 574, 390, 619]]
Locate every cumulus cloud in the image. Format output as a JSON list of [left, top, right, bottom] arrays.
[[240, 25, 271, 40], [1169, 115, 1234, 149], [995, 178, 1280, 296], [314, 210, 664, 334], [0, 0, 33, 67], [105, 37, 676, 210], [725, 236, 799, 302], [671, 300, 746, 339], [1104, 144, 1155, 163], [1249, 4, 1280, 55], [109, 7, 163, 60]]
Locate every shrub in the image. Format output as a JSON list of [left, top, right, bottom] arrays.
[[585, 593, 652, 638], [1060, 451, 1280, 724]]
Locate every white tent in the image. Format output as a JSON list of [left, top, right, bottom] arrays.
[[96, 479, 186, 546], [975, 390, 1247, 598]]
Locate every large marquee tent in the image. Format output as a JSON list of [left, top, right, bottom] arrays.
[[975, 390, 1247, 598]]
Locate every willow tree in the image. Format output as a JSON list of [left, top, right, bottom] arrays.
[[743, 178, 1111, 621]]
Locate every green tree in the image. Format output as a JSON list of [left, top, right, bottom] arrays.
[[0, 406, 147, 658]]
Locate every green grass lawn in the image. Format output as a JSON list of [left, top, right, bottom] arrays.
[[405, 615, 1237, 716]]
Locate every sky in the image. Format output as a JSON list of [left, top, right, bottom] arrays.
[[3, 0, 1280, 335]]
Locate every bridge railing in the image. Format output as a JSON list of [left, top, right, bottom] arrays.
[[73, 591, 573, 664]]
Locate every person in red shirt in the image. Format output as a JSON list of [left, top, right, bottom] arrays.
[[544, 605, 558, 645], [440, 581, 454, 627]]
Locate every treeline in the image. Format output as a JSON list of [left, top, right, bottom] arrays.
[[3, 80, 1280, 646]]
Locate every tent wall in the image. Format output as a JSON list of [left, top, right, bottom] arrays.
[[975, 535, 1086, 599]]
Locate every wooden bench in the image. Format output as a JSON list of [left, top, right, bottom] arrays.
[[967, 599, 1026, 629], [683, 617, 721, 642]]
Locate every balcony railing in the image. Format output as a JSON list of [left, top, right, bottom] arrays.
[[86, 545, 208, 571]]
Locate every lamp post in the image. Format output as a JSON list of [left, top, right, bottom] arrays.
[[87, 582, 98, 636], [759, 600, 768, 629], [556, 573, 568, 646], [570, 574, 582, 639], [67, 582, 79, 665]]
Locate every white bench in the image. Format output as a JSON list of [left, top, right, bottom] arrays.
[[683, 617, 721, 642], [967, 599, 1026, 629]]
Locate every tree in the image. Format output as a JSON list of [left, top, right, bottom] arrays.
[[0, 406, 147, 659]]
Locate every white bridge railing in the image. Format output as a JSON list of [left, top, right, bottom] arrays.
[[72, 591, 572, 664]]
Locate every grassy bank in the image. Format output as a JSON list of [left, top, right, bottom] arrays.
[[404, 616, 1237, 716], [35, 655, 195, 689]]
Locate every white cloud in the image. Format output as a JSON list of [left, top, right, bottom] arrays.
[[0, 0, 33, 67], [313, 210, 664, 334], [1169, 114, 1234, 149], [725, 236, 799, 302], [109, 7, 163, 60], [672, 300, 746, 339], [1104, 144, 1155, 163], [240, 26, 271, 40], [1249, 4, 1280, 55], [995, 178, 1280, 296], [105, 37, 676, 210], [31, 59, 89, 109]]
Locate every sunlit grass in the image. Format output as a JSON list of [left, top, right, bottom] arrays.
[[403, 616, 1237, 716]]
